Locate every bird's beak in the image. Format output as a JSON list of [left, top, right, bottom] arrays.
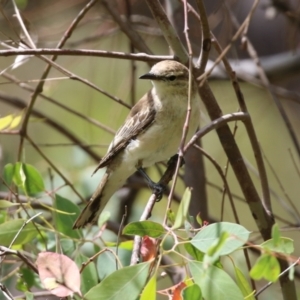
[[139, 73, 159, 80]]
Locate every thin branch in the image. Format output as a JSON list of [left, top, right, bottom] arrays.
[[0, 246, 38, 274], [2, 73, 116, 135], [26, 135, 85, 203], [225, 3, 300, 159], [144, 0, 188, 63], [0, 48, 173, 62], [18, 0, 98, 161], [0, 91, 101, 162], [0, 43, 132, 110], [197, 0, 260, 83], [194, 0, 211, 72], [184, 112, 250, 151], [164, 0, 194, 225]]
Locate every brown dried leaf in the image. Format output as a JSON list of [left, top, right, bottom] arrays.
[[172, 282, 187, 300], [140, 236, 157, 262]]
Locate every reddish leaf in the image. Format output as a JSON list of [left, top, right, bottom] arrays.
[[140, 236, 156, 262], [173, 282, 187, 300], [36, 252, 81, 297]]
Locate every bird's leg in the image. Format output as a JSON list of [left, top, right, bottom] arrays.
[[167, 154, 185, 167], [137, 167, 165, 201]]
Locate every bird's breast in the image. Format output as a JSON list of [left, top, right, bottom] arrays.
[[123, 95, 200, 168]]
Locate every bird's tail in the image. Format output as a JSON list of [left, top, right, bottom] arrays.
[[73, 167, 130, 229]]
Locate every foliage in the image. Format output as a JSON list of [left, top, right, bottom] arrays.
[[0, 165, 296, 298]]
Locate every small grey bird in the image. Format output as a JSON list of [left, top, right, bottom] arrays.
[[73, 60, 200, 229]]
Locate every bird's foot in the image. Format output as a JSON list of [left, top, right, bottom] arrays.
[[137, 167, 165, 201], [152, 182, 165, 202]]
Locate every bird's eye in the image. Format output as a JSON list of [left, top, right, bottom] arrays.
[[168, 75, 176, 81]]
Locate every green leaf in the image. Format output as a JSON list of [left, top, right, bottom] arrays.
[[167, 209, 175, 225], [140, 275, 156, 300], [85, 261, 151, 300], [0, 211, 7, 224], [261, 237, 294, 254], [96, 248, 131, 280], [17, 267, 35, 291], [191, 222, 250, 256], [118, 240, 133, 250], [3, 163, 14, 185], [189, 261, 244, 300], [289, 265, 295, 281], [22, 164, 45, 194], [203, 231, 230, 265], [271, 224, 281, 245], [123, 220, 165, 238], [196, 213, 202, 226], [25, 291, 34, 300], [53, 194, 82, 239], [0, 219, 39, 246], [76, 253, 98, 295], [13, 163, 45, 195], [234, 266, 255, 300], [98, 211, 111, 228], [0, 200, 21, 209], [184, 241, 204, 261], [250, 253, 280, 282], [182, 283, 202, 300], [60, 239, 76, 257], [172, 188, 191, 229], [13, 162, 25, 188], [206, 231, 229, 257]]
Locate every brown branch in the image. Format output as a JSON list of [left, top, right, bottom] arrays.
[[194, 0, 211, 72], [0, 48, 173, 62], [144, 0, 188, 63], [197, 0, 260, 83], [0, 246, 38, 274], [196, 80, 275, 240]]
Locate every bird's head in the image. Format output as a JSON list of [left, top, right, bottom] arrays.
[[139, 60, 195, 96]]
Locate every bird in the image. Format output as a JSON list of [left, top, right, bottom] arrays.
[[73, 60, 200, 229]]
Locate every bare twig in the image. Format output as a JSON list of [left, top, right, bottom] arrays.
[[164, 0, 194, 225], [0, 48, 173, 62], [2, 73, 116, 135], [0, 91, 101, 162], [197, 0, 260, 83], [194, 0, 211, 72], [144, 0, 188, 63], [17, 0, 98, 161], [0, 284, 14, 300], [26, 135, 85, 202], [0, 246, 38, 274]]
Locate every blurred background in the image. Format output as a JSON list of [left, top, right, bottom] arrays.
[[0, 0, 300, 299]]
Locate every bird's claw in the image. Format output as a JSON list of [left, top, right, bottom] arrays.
[[152, 183, 165, 202]]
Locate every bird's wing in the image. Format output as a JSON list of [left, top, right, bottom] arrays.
[[92, 91, 156, 174]]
